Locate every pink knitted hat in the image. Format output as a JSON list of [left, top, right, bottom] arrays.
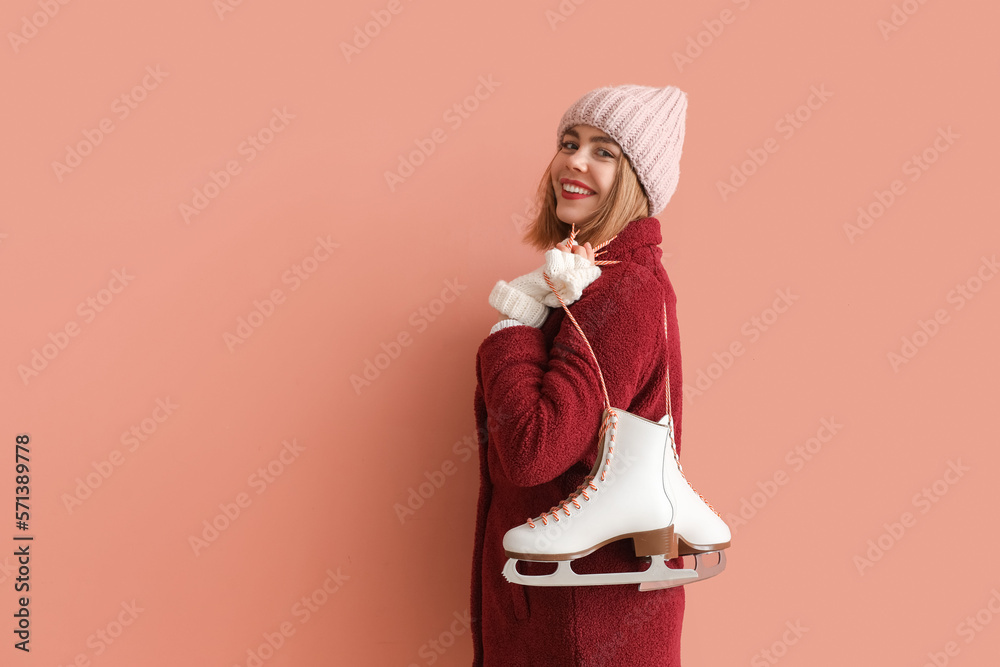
[[555, 84, 687, 217]]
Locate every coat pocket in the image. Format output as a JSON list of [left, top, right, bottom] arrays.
[[509, 579, 530, 620]]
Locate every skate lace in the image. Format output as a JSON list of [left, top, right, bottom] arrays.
[[660, 301, 722, 519], [523, 222, 722, 528], [667, 416, 722, 518], [527, 409, 617, 528], [561, 222, 622, 268]]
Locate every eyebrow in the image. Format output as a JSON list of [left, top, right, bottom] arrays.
[[562, 128, 619, 147]]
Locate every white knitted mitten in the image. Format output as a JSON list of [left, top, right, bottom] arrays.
[[538, 247, 602, 307], [489, 248, 603, 327], [489, 267, 551, 328]]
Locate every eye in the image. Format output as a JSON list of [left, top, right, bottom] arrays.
[[598, 148, 615, 158], [560, 140, 578, 150]]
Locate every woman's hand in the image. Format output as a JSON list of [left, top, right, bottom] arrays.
[[539, 239, 602, 307], [488, 239, 598, 326], [554, 239, 595, 263]]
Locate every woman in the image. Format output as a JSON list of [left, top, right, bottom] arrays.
[[470, 84, 690, 666]]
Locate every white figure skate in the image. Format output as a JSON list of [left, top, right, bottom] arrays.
[[501, 272, 730, 590], [501, 407, 730, 590]]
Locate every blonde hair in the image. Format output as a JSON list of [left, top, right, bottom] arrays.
[[522, 139, 650, 252]]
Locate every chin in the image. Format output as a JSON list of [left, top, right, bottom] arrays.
[[556, 205, 595, 227]]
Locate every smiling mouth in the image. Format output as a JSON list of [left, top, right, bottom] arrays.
[[560, 181, 596, 200], [563, 183, 594, 194]]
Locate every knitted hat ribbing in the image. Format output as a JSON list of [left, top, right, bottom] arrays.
[[555, 84, 687, 217]]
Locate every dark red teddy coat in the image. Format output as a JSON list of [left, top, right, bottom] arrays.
[[470, 216, 688, 666]]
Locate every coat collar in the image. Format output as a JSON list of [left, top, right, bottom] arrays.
[[591, 216, 662, 265]]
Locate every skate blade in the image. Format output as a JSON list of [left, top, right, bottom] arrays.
[[637, 551, 727, 591], [502, 556, 702, 589]]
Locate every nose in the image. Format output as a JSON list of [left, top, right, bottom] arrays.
[[566, 147, 588, 171]]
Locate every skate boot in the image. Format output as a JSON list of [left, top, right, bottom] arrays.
[[502, 406, 730, 590], [642, 410, 730, 590]]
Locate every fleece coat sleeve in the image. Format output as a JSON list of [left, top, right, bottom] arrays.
[[475, 261, 665, 487]]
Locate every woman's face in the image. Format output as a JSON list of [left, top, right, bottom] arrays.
[[549, 124, 620, 227]]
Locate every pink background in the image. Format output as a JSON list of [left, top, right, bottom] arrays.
[[2, 0, 998, 665]]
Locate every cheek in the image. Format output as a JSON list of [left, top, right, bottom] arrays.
[[597, 167, 616, 197], [549, 157, 565, 180]]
